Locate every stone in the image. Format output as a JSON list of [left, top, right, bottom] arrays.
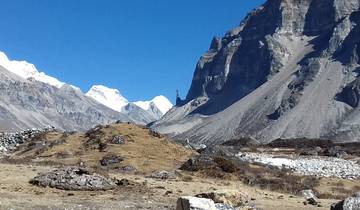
[[30, 167, 116, 191], [196, 189, 249, 207], [331, 192, 360, 210], [100, 154, 124, 166], [111, 136, 126, 144], [301, 189, 318, 206], [300, 148, 318, 156], [176, 196, 216, 210], [148, 170, 177, 180], [325, 146, 348, 158]]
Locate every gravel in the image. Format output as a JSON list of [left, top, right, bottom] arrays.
[[236, 152, 360, 179]]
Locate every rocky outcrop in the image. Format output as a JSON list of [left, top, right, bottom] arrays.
[[153, 0, 360, 144], [29, 167, 117, 191], [331, 192, 360, 210], [0, 126, 55, 152], [176, 196, 217, 210]]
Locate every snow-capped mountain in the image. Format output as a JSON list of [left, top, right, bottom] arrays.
[[0, 51, 65, 88], [86, 85, 173, 122], [0, 50, 172, 131], [85, 85, 129, 112], [134, 96, 173, 115]]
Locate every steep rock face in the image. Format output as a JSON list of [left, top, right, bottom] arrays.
[[153, 0, 360, 144], [0, 66, 131, 132]]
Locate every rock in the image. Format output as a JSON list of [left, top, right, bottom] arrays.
[[325, 146, 348, 158], [176, 196, 216, 210], [119, 165, 137, 173], [148, 129, 163, 138], [111, 136, 126, 144], [300, 148, 319, 156], [148, 170, 177, 180], [331, 192, 360, 210], [301, 189, 318, 206], [100, 154, 124, 166], [0, 126, 56, 153], [29, 167, 116, 191], [196, 189, 249, 207]]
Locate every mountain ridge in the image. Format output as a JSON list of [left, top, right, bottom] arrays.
[[152, 0, 360, 145]]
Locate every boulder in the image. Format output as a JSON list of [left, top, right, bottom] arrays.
[[300, 148, 319, 156], [111, 136, 126, 144], [176, 196, 217, 210], [100, 154, 123, 166], [196, 189, 249, 207], [331, 192, 360, 210], [148, 170, 177, 180], [301, 189, 318, 205], [30, 166, 116, 191], [325, 146, 348, 158]]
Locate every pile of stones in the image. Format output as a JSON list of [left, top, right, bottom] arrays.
[[0, 126, 55, 153], [237, 152, 360, 179], [30, 166, 117, 191]]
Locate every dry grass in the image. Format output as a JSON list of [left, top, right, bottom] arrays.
[[4, 123, 195, 174], [185, 155, 320, 195]]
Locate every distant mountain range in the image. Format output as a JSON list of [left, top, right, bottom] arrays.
[[0, 51, 172, 131], [152, 0, 360, 145]]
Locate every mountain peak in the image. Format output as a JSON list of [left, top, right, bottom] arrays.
[[86, 85, 129, 112], [0, 51, 65, 88], [134, 95, 173, 115]]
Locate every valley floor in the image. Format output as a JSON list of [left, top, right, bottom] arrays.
[[0, 163, 338, 210]]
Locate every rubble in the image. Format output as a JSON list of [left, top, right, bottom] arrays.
[[30, 166, 117, 191], [237, 152, 360, 179], [0, 126, 55, 153]]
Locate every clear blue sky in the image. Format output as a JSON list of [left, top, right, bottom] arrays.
[[0, 0, 265, 103]]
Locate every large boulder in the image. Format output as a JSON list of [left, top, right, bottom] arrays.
[[176, 196, 217, 210], [30, 166, 116, 191], [331, 192, 360, 210]]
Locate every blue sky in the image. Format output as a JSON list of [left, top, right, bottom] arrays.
[[0, 0, 265, 103]]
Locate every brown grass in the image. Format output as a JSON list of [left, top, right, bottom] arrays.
[[4, 123, 194, 175]]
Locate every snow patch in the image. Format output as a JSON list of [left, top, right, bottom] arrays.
[[134, 95, 173, 115]]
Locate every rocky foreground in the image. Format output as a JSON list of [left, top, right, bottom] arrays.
[[1, 124, 360, 209]]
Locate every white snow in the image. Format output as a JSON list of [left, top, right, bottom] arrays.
[[0, 51, 65, 88], [86, 85, 129, 112], [134, 95, 173, 115], [86, 85, 173, 116]]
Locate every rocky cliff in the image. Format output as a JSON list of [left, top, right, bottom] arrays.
[[153, 0, 360, 144]]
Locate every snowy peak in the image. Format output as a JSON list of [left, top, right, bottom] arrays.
[[85, 85, 129, 112], [135, 95, 173, 115], [0, 51, 65, 88], [86, 84, 173, 118]]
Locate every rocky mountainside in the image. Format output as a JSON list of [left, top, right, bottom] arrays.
[[0, 51, 173, 131], [0, 65, 133, 132], [152, 0, 360, 145]]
